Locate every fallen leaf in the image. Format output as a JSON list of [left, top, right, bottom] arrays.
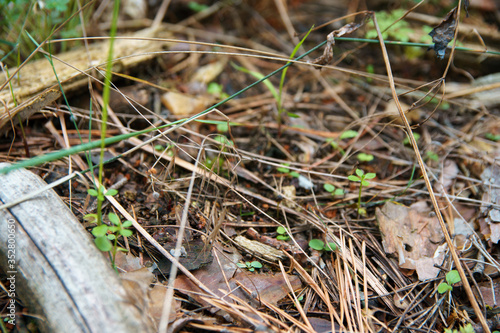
[[376, 202, 445, 280], [429, 7, 457, 59]]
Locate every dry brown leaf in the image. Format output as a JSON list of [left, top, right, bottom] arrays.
[[376, 202, 446, 280]]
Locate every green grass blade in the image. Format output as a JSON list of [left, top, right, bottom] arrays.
[[231, 62, 279, 101]]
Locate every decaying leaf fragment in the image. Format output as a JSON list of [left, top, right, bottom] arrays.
[[310, 19, 367, 66], [429, 7, 458, 59], [376, 201, 445, 281]]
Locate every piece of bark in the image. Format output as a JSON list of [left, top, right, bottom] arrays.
[[0, 163, 154, 332]]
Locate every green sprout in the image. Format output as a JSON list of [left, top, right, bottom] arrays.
[[348, 168, 376, 216], [277, 163, 300, 178], [323, 183, 344, 196], [357, 153, 374, 162], [437, 270, 461, 294], [403, 132, 420, 145], [237, 261, 263, 272], [485, 133, 500, 141], [309, 239, 337, 252], [425, 151, 439, 162], [85, 211, 133, 271], [340, 130, 358, 140], [276, 226, 290, 241]]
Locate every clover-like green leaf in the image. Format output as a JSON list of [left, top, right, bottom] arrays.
[[105, 189, 118, 196], [92, 224, 108, 237], [340, 130, 359, 140], [437, 282, 452, 294], [108, 212, 120, 225], [446, 270, 461, 285], [309, 239, 325, 251], [87, 188, 98, 197], [277, 226, 287, 235], [94, 236, 112, 252], [348, 175, 360, 182], [250, 261, 262, 269], [364, 173, 376, 180], [120, 229, 133, 238], [355, 169, 364, 177], [357, 153, 374, 162], [122, 220, 133, 228], [323, 183, 336, 193]]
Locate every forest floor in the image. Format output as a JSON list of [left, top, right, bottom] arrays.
[[0, 0, 500, 332]]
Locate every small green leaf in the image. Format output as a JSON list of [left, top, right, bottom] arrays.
[[250, 261, 262, 268], [485, 133, 500, 141], [108, 226, 119, 233], [120, 229, 133, 238], [105, 189, 118, 196], [340, 130, 358, 140], [364, 173, 376, 180], [357, 153, 374, 162], [361, 180, 370, 186], [277, 235, 290, 241], [323, 183, 336, 193], [107, 234, 116, 240], [333, 188, 344, 196], [188, 1, 209, 12], [154, 145, 164, 151], [94, 236, 112, 252], [214, 135, 233, 146], [426, 151, 439, 161], [277, 166, 290, 173], [446, 270, 461, 285], [108, 213, 120, 225], [88, 189, 98, 197], [289, 171, 300, 178], [309, 239, 325, 251], [355, 169, 364, 177], [277, 226, 287, 235], [287, 112, 300, 118], [92, 224, 108, 237], [116, 247, 129, 253], [358, 207, 367, 216], [207, 82, 223, 95], [348, 175, 360, 182], [122, 220, 133, 228], [249, 267, 255, 272], [216, 122, 229, 132], [403, 133, 421, 145], [325, 242, 337, 251], [237, 263, 246, 268], [437, 282, 452, 294]]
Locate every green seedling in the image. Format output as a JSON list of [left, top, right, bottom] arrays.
[[485, 133, 500, 141], [323, 183, 344, 196], [438, 270, 461, 294], [86, 186, 118, 205], [444, 323, 475, 333], [309, 239, 337, 252], [206, 82, 229, 99], [340, 130, 359, 140], [277, 163, 300, 178], [276, 226, 290, 241], [277, 26, 313, 126], [87, 212, 133, 270], [237, 261, 262, 272], [357, 153, 374, 162], [348, 168, 376, 216], [188, 1, 209, 12], [425, 151, 439, 162], [403, 132, 420, 145]]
